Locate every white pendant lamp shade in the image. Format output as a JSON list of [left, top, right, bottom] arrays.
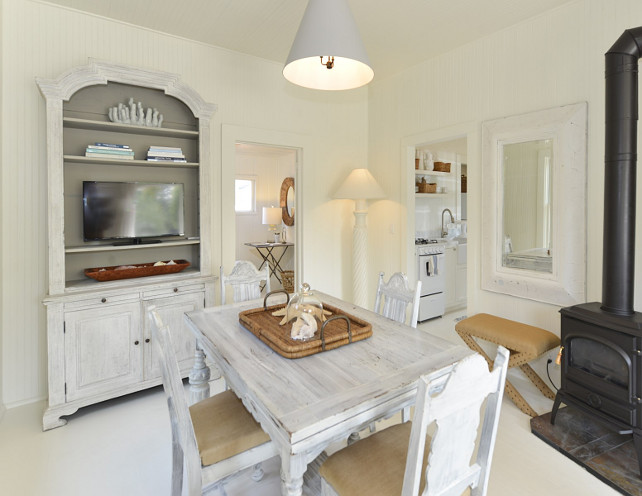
[[284, 0, 374, 90]]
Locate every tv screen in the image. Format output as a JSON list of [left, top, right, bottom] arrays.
[[83, 181, 185, 242]]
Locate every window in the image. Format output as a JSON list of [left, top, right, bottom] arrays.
[[235, 178, 256, 213]]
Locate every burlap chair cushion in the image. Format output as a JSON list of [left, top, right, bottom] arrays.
[[320, 423, 428, 495], [190, 389, 271, 467]]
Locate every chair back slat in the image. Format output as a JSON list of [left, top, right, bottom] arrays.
[[149, 307, 203, 494], [220, 261, 270, 304], [374, 272, 422, 328], [402, 347, 509, 496]]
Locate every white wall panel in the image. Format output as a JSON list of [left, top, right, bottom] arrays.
[[367, 0, 642, 334], [1, 0, 367, 406]]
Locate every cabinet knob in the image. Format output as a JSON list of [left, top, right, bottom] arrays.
[[173, 287, 178, 293], [145, 338, 150, 343], [101, 298, 107, 303], [134, 340, 140, 346]]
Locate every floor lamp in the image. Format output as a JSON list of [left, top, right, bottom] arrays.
[[334, 169, 385, 307]]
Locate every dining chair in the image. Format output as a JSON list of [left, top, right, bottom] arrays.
[[220, 260, 270, 304], [149, 307, 277, 495], [319, 346, 509, 496], [373, 272, 422, 328]]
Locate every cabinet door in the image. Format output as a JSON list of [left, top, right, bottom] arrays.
[[456, 265, 467, 305], [444, 246, 457, 309], [64, 302, 142, 402], [144, 292, 204, 379]]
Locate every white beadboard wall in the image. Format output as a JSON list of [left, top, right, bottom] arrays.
[[0, 0, 368, 406], [367, 0, 642, 335]]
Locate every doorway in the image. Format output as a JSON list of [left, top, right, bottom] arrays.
[[401, 122, 477, 316], [233, 143, 296, 292], [221, 124, 308, 305]]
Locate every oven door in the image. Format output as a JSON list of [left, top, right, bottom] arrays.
[[418, 253, 445, 296]]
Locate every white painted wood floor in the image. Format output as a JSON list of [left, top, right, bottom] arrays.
[[0, 311, 619, 496]]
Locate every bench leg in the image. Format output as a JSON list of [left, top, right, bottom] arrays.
[[504, 380, 538, 417], [457, 330, 541, 416], [519, 363, 556, 400]]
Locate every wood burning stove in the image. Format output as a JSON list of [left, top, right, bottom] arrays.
[[551, 26, 642, 477]]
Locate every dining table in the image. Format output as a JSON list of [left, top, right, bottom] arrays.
[[184, 291, 474, 496]]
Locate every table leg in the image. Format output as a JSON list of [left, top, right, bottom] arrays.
[[188, 344, 211, 405], [281, 452, 307, 496]]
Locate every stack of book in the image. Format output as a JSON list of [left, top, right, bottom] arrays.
[[85, 143, 134, 160], [146, 146, 186, 163]]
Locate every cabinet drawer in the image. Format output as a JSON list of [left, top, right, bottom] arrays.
[[143, 283, 205, 299], [65, 292, 139, 310]]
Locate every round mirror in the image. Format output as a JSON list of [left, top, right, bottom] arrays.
[[280, 177, 295, 226]]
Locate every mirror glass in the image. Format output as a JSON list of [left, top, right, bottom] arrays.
[[481, 102, 587, 305], [502, 139, 553, 273], [287, 185, 294, 217]]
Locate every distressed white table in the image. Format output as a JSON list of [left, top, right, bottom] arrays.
[[184, 292, 473, 496]]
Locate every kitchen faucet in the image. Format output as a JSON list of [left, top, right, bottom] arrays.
[[441, 208, 454, 237]]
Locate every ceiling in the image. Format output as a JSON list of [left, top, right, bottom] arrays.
[[45, 0, 573, 81]]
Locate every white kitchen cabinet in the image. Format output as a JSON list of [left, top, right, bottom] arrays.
[[445, 243, 467, 312], [455, 243, 468, 308]]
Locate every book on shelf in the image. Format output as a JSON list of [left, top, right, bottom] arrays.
[[93, 142, 131, 149], [86, 148, 135, 156], [147, 156, 187, 163], [87, 144, 132, 151], [147, 151, 185, 158], [148, 145, 182, 152], [85, 153, 135, 160]]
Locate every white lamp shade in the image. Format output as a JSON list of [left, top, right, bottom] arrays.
[[283, 0, 374, 91], [262, 206, 282, 226], [334, 168, 385, 200]]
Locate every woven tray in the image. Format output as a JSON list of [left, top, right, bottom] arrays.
[[84, 259, 190, 282], [239, 302, 372, 359]]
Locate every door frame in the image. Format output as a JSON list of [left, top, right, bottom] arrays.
[[221, 125, 310, 300], [400, 122, 478, 309]]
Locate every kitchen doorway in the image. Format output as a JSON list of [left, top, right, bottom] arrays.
[[401, 123, 478, 318]]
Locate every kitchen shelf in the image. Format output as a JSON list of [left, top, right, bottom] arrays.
[[416, 192, 450, 197], [415, 170, 450, 177]]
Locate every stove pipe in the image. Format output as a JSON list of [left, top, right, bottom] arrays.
[[602, 27, 642, 316]]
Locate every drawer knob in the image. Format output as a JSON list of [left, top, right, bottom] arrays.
[[145, 338, 150, 343], [134, 340, 140, 346], [101, 298, 107, 303], [173, 287, 179, 293]]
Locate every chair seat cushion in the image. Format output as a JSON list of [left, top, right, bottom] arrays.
[[190, 390, 271, 467], [455, 313, 560, 357], [320, 422, 427, 496]]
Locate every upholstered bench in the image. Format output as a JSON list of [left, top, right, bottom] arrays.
[[455, 313, 560, 416]]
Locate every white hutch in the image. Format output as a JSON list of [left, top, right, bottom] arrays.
[[37, 60, 217, 430]]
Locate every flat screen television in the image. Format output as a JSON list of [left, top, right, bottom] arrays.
[[83, 181, 185, 243]]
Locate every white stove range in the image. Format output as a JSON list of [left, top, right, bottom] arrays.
[[415, 239, 446, 322]]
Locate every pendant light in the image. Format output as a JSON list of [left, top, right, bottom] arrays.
[[283, 0, 374, 91]]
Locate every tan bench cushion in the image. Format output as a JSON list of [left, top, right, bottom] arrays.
[[455, 313, 560, 357], [190, 389, 271, 467]]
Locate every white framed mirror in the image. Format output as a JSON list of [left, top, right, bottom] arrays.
[[481, 102, 587, 305]]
